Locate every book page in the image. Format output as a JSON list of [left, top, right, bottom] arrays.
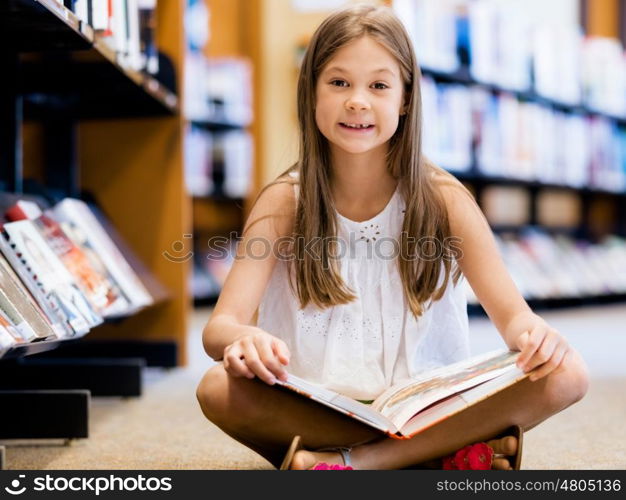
[[399, 367, 529, 438], [371, 350, 520, 429]]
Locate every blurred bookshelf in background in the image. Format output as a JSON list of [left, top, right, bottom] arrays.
[[183, 0, 253, 305], [394, 0, 626, 311]]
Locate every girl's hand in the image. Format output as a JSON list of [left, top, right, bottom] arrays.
[[223, 327, 290, 385], [515, 323, 570, 382]]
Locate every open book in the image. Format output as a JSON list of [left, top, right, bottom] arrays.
[[274, 349, 529, 440]]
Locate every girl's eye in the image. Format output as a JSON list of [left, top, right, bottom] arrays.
[[330, 79, 349, 87], [372, 82, 388, 90]]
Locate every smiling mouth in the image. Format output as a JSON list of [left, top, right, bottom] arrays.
[[339, 123, 375, 130]]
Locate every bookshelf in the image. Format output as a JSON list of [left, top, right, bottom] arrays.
[[186, 0, 256, 306], [425, 64, 626, 243], [383, 0, 626, 312], [0, 0, 188, 463], [1, 1, 189, 364]]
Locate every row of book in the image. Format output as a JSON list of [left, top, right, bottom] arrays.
[[393, 0, 626, 116], [184, 126, 253, 199], [465, 230, 626, 304], [479, 187, 581, 230], [0, 197, 156, 356], [56, 0, 158, 73], [421, 77, 626, 192], [184, 55, 253, 126], [192, 228, 626, 306]]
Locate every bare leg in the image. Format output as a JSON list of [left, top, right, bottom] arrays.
[[196, 349, 589, 470], [196, 364, 380, 468]]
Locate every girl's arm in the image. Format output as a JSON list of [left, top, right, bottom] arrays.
[[202, 179, 296, 385], [440, 179, 571, 382]]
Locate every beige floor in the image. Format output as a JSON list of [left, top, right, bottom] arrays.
[[3, 305, 626, 469]]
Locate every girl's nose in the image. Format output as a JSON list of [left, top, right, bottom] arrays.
[[345, 94, 370, 112]]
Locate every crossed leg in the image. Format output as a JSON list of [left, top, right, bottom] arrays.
[[196, 350, 588, 470]]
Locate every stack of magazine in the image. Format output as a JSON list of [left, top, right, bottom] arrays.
[[0, 197, 158, 357]]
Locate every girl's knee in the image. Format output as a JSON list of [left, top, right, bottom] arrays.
[[196, 364, 264, 429], [545, 349, 589, 409], [196, 364, 229, 421]]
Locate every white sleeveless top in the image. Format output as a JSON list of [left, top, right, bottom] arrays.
[[257, 172, 470, 400]]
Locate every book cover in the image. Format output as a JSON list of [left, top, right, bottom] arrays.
[[0, 252, 59, 342], [0, 309, 24, 345], [274, 349, 529, 439], [0, 235, 71, 339], [0, 323, 18, 353], [0, 287, 39, 342], [54, 199, 153, 311]]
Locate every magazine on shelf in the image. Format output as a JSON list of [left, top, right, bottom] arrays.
[[53, 199, 153, 312], [0, 220, 102, 337], [0, 321, 18, 354], [0, 253, 59, 342], [6, 200, 131, 317], [274, 349, 529, 439], [0, 309, 23, 346]]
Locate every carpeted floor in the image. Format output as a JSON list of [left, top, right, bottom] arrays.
[[3, 305, 626, 469]]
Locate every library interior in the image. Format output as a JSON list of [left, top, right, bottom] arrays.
[[0, 0, 624, 469]]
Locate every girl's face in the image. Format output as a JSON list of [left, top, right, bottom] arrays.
[[315, 35, 406, 158]]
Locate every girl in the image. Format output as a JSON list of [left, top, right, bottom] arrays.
[[196, 4, 589, 470]]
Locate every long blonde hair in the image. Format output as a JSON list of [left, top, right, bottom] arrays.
[[249, 4, 464, 318]]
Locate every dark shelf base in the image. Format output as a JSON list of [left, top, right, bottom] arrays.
[[0, 0, 90, 52], [0, 389, 89, 439], [27, 339, 178, 368], [468, 293, 626, 316], [0, 357, 145, 397], [194, 295, 219, 307]]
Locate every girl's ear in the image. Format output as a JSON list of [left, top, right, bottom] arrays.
[[400, 96, 408, 115]]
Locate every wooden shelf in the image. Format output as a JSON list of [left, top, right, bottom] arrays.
[[1, 337, 66, 360], [1, 0, 190, 365], [193, 193, 246, 204], [452, 170, 626, 198], [468, 293, 626, 315], [193, 196, 244, 235], [190, 119, 246, 132], [490, 224, 581, 236], [422, 65, 626, 125], [2, 0, 178, 118], [20, 56, 178, 119], [0, 0, 91, 51], [194, 294, 219, 307]]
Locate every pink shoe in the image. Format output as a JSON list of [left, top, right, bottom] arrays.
[[311, 462, 353, 470]]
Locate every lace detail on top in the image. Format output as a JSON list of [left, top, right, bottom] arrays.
[[257, 171, 469, 400]]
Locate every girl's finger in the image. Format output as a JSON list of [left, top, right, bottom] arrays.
[[272, 338, 290, 365], [524, 330, 560, 372], [528, 344, 569, 382], [517, 328, 546, 369], [253, 336, 287, 379], [240, 340, 278, 385], [515, 331, 529, 353], [224, 345, 254, 378]]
